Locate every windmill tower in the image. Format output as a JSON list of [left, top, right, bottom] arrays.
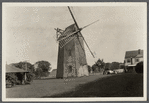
[[55, 7, 98, 78]]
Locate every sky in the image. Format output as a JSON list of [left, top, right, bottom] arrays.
[[3, 3, 147, 69]]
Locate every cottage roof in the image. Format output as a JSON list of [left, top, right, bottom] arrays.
[[125, 50, 143, 59], [6, 64, 28, 73], [135, 54, 143, 58]]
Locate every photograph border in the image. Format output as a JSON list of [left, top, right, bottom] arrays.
[[1, 2, 148, 102]]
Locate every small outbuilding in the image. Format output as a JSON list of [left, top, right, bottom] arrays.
[[50, 69, 57, 77], [6, 64, 28, 85]]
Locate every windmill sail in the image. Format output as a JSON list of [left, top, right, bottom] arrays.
[[67, 6, 95, 58], [59, 24, 77, 48], [68, 7, 79, 28], [58, 20, 99, 42]]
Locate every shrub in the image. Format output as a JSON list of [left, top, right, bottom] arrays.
[[26, 72, 35, 83], [135, 61, 143, 73], [6, 73, 17, 85]]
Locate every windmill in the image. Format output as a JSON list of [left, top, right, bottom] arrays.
[[55, 7, 98, 78]]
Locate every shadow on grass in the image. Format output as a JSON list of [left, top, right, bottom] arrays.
[[42, 73, 143, 97]]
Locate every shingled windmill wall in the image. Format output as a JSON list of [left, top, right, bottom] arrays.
[[56, 24, 87, 78]]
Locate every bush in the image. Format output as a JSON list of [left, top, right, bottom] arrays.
[[92, 64, 99, 73], [135, 62, 143, 73], [6, 73, 18, 86], [26, 72, 35, 83], [41, 72, 50, 77], [88, 65, 91, 73]]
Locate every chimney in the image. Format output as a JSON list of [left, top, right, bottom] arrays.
[[138, 49, 141, 54]]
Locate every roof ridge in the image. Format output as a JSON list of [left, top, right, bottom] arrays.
[[125, 49, 143, 59]]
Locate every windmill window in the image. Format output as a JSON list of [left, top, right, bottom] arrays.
[[136, 58, 139, 62], [127, 59, 130, 63], [68, 65, 72, 73]]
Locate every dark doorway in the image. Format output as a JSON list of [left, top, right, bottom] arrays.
[[68, 65, 72, 73]]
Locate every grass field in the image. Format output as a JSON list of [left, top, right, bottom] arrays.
[[6, 73, 143, 98]]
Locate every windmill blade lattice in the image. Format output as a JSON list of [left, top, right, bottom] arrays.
[[59, 35, 75, 48], [58, 24, 77, 48]]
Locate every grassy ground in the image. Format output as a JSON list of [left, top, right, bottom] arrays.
[[6, 73, 143, 98], [48, 73, 143, 97]]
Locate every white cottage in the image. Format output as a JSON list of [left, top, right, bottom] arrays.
[[124, 49, 143, 72]]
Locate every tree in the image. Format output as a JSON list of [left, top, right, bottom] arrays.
[[94, 58, 105, 72], [87, 65, 91, 73], [100, 59, 105, 70], [119, 64, 125, 69], [34, 61, 51, 78], [104, 63, 111, 70], [110, 62, 120, 70], [12, 62, 34, 73], [35, 61, 51, 72], [34, 68, 43, 78], [92, 64, 99, 73]]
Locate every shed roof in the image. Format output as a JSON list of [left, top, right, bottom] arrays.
[[6, 64, 28, 73], [125, 50, 143, 59]]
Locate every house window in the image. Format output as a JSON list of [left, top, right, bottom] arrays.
[[127, 59, 130, 63], [136, 58, 139, 62]]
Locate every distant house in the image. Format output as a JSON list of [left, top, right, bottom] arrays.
[[124, 49, 143, 72], [50, 69, 57, 77]]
